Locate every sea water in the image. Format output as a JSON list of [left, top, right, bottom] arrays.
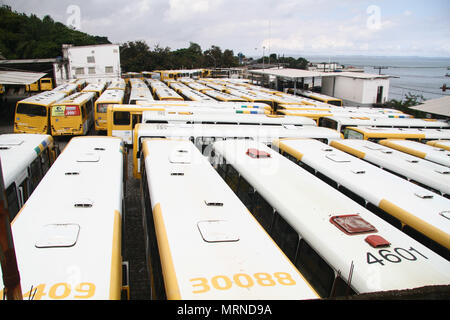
[[304, 55, 450, 101]]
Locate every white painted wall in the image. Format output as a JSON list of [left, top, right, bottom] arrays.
[[322, 75, 390, 106], [67, 44, 121, 80]]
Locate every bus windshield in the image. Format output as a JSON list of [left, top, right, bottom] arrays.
[[97, 103, 113, 113], [16, 103, 47, 117], [344, 128, 364, 139]]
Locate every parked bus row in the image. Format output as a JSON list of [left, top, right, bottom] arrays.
[[0, 135, 127, 300]]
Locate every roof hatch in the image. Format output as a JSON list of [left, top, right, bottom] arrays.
[[330, 214, 377, 235], [197, 220, 239, 243], [77, 153, 100, 162], [246, 148, 271, 159], [35, 224, 80, 248]]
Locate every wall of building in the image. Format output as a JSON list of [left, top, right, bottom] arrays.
[[67, 44, 121, 80], [322, 76, 390, 107]]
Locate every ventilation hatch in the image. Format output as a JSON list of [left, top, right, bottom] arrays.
[[77, 153, 100, 162], [326, 153, 351, 163], [330, 214, 377, 235], [169, 148, 191, 164], [197, 220, 239, 243], [246, 148, 271, 159], [35, 224, 80, 248]]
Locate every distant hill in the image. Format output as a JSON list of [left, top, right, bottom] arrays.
[[0, 5, 110, 60]]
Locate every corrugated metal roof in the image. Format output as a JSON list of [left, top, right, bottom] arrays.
[[409, 96, 450, 118], [0, 71, 47, 85]]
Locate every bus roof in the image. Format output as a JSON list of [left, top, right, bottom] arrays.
[[323, 116, 449, 128], [330, 139, 450, 196], [427, 140, 450, 151], [141, 112, 317, 126], [154, 86, 184, 100], [53, 91, 96, 106], [0, 136, 125, 300], [0, 133, 53, 188], [96, 89, 125, 103], [18, 91, 67, 106], [135, 123, 341, 146], [107, 79, 126, 91], [379, 139, 450, 167], [213, 139, 450, 294], [274, 138, 450, 251], [141, 138, 318, 299], [346, 127, 450, 140], [129, 87, 154, 103], [82, 82, 107, 93]]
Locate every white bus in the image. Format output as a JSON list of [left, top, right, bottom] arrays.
[[177, 88, 216, 102], [330, 139, 450, 197], [94, 89, 125, 131], [0, 134, 57, 220], [139, 138, 319, 300], [344, 127, 450, 142], [380, 139, 450, 167], [132, 123, 342, 178], [153, 86, 184, 101], [141, 112, 317, 127], [0, 136, 127, 300], [129, 86, 154, 105], [107, 103, 272, 145], [212, 139, 450, 298], [320, 116, 449, 133], [274, 138, 450, 260], [427, 140, 450, 151]]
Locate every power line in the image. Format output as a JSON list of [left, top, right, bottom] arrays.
[[391, 85, 450, 96]]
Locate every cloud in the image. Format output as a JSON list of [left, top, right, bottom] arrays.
[[1, 0, 449, 57]]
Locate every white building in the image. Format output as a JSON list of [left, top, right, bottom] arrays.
[[54, 44, 121, 85], [321, 72, 392, 107]]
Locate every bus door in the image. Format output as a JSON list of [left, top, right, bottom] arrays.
[[131, 114, 142, 144]]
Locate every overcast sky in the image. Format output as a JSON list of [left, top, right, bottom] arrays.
[[2, 0, 449, 57]]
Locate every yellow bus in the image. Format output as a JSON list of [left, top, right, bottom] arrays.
[[81, 82, 107, 99], [25, 77, 54, 92], [14, 91, 67, 134], [50, 91, 96, 136], [94, 89, 125, 131], [288, 88, 343, 106]]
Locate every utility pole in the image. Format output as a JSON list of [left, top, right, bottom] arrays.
[[373, 66, 388, 75], [0, 159, 23, 300]]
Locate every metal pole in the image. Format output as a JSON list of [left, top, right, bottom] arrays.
[[0, 159, 23, 300]]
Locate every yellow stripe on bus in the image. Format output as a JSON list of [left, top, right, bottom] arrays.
[[330, 140, 366, 159], [379, 140, 427, 158], [379, 199, 450, 250], [273, 139, 305, 161], [109, 210, 122, 300], [153, 203, 181, 300]]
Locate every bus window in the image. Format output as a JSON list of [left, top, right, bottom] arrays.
[[17, 178, 29, 208], [295, 239, 335, 298], [40, 148, 51, 174], [271, 213, 299, 261], [29, 157, 43, 192], [114, 111, 131, 126], [6, 184, 19, 220], [319, 118, 337, 130], [16, 103, 47, 117], [344, 128, 364, 139]]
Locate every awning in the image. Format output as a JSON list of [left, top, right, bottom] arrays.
[[409, 96, 450, 118], [0, 71, 47, 85]]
